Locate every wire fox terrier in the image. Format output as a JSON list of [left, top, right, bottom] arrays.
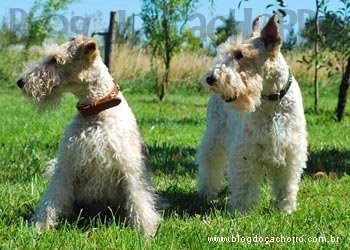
[[17, 35, 161, 236], [196, 14, 308, 213]]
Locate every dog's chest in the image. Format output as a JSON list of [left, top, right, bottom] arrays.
[[226, 106, 294, 148], [73, 164, 124, 203], [61, 118, 126, 201]]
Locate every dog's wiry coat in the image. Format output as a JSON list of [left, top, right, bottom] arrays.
[[196, 15, 308, 213], [18, 36, 161, 236]]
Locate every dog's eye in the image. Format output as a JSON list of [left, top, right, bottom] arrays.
[[234, 50, 244, 60]]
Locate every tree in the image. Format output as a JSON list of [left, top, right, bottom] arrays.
[[298, 0, 329, 113], [212, 12, 239, 47], [301, 12, 344, 49], [25, 0, 76, 49], [333, 0, 350, 121], [313, 0, 322, 113], [303, 0, 350, 119], [141, 0, 198, 100]]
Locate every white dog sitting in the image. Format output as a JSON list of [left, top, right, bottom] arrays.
[[17, 35, 161, 236], [196, 14, 308, 213]]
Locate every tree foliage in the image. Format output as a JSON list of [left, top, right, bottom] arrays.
[[212, 12, 239, 47], [301, 12, 345, 49], [25, 0, 76, 48], [181, 28, 203, 52], [300, 1, 350, 78], [141, 0, 199, 100]]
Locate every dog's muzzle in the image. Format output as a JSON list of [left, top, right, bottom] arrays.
[[17, 79, 25, 89], [206, 75, 238, 103]]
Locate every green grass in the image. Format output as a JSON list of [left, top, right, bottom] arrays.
[[0, 81, 349, 249]]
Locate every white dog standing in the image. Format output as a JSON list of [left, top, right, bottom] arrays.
[[196, 14, 308, 213], [17, 35, 161, 236]]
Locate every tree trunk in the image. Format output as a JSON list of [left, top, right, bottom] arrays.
[[160, 70, 169, 101], [160, 60, 170, 101], [160, 12, 171, 101], [314, 0, 320, 113], [336, 56, 350, 121]]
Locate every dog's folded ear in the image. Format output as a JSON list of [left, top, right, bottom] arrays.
[[260, 13, 282, 56], [83, 40, 98, 63], [84, 40, 97, 54]]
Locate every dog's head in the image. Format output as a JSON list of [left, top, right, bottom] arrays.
[[17, 35, 100, 109], [205, 14, 289, 113]]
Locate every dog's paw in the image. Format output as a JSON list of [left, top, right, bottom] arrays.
[[142, 221, 161, 237], [128, 208, 162, 237], [136, 215, 162, 237], [228, 198, 257, 214], [279, 202, 297, 214], [271, 199, 297, 214], [29, 218, 48, 233], [30, 214, 54, 233], [34, 222, 47, 233]]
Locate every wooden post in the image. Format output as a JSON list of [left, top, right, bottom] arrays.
[[105, 11, 118, 69]]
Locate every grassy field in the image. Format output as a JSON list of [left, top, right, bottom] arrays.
[[0, 78, 349, 249]]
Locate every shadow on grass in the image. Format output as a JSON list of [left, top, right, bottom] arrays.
[[149, 142, 227, 217], [148, 143, 197, 175], [306, 148, 350, 176], [159, 186, 227, 218]]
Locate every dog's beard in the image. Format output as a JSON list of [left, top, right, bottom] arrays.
[[23, 84, 63, 112], [36, 92, 63, 112], [226, 94, 256, 113]]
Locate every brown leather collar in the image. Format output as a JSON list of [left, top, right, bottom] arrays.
[[76, 85, 122, 116]]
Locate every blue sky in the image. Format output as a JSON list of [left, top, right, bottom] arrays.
[[0, 0, 343, 41]]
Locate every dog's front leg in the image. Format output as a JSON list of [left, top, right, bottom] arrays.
[[122, 172, 161, 237], [269, 150, 306, 213], [196, 132, 227, 202], [196, 96, 229, 202], [31, 160, 75, 231], [227, 155, 264, 213]]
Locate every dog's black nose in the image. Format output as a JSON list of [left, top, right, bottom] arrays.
[[17, 79, 25, 88], [206, 76, 217, 86]]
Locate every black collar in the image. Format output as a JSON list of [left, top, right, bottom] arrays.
[[262, 69, 293, 101]]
